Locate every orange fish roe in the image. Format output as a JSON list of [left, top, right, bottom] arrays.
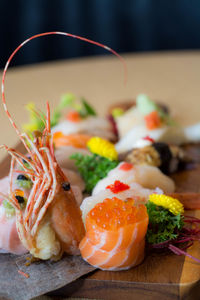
[[80, 197, 148, 270], [145, 110, 161, 130], [53, 132, 91, 148], [119, 162, 133, 171], [88, 197, 145, 231], [106, 180, 130, 194], [14, 189, 24, 198], [66, 111, 81, 122]]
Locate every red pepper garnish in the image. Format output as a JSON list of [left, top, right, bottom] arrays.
[[143, 136, 155, 143], [119, 162, 133, 171], [106, 180, 130, 193]]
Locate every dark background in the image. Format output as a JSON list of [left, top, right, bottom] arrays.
[[1, 0, 200, 68]]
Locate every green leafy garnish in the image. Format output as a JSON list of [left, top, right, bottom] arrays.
[[51, 93, 76, 127], [136, 94, 158, 116], [23, 94, 97, 134], [146, 201, 184, 244], [70, 153, 119, 193], [78, 98, 97, 118]]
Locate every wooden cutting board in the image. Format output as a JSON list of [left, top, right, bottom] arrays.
[[0, 143, 200, 300]]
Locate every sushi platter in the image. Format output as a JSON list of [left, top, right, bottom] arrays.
[[0, 138, 199, 300], [0, 32, 200, 300]]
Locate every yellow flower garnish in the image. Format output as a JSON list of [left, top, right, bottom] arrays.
[[149, 194, 184, 215], [87, 137, 118, 161]]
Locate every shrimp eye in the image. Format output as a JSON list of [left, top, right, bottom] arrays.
[[17, 174, 29, 181], [15, 195, 25, 204], [62, 182, 71, 191], [22, 157, 31, 163]]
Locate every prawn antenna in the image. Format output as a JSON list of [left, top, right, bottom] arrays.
[[1, 31, 127, 143]]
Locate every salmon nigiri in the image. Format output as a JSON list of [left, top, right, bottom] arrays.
[[80, 197, 148, 271]]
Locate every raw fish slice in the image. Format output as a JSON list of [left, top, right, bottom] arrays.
[[184, 123, 200, 142], [116, 124, 186, 153], [80, 198, 148, 271], [52, 116, 115, 141], [55, 145, 91, 172], [71, 185, 83, 206], [53, 133, 91, 149], [92, 162, 175, 195], [134, 164, 175, 192], [62, 168, 85, 192]]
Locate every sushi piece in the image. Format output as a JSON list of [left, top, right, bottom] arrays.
[[55, 145, 91, 172], [125, 142, 190, 174], [52, 116, 115, 142], [114, 94, 200, 153], [53, 133, 91, 149], [80, 197, 149, 271], [92, 162, 175, 195], [51, 95, 116, 142]]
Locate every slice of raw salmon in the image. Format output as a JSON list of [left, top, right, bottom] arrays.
[[80, 197, 148, 270]]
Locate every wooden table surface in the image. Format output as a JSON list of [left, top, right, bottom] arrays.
[[0, 50, 200, 162]]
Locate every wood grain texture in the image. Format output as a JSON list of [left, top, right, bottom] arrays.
[[0, 143, 200, 300]]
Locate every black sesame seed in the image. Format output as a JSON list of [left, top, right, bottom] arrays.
[[62, 182, 71, 191], [15, 195, 25, 204], [17, 174, 29, 181]]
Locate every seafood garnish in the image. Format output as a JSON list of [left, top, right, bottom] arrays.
[[114, 94, 200, 153]]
